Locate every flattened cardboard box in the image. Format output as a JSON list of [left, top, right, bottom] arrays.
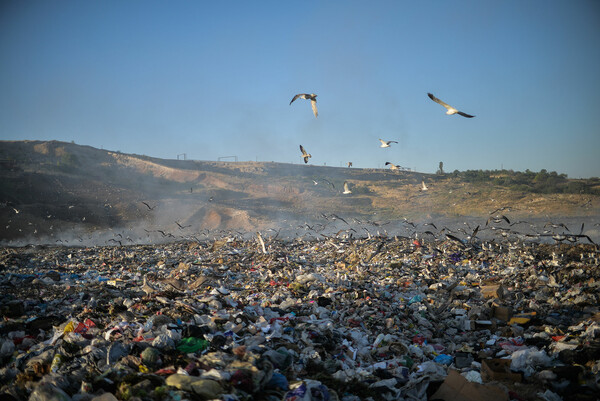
[[481, 358, 523, 383], [431, 369, 508, 401]]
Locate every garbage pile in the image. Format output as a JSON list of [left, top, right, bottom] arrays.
[[0, 235, 599, 401]]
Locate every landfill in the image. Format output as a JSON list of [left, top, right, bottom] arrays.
[[1, 234, 599, 401]]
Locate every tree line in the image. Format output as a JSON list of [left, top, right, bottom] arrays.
[[447, 169, 600, 195]]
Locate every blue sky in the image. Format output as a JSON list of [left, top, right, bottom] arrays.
[[1, 1, 599, 178]]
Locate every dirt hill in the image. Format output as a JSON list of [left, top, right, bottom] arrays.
[[1, 140, 599, 244]]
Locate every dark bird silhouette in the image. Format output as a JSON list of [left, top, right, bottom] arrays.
[[445, 233, 466, 248], [290, 93, 318, 118], [469, 225, 480, 243], [322, 178, 335, 189], [175, 221, 191, 230], [427, 93, 475, 118], [330, 214, 349, 225], [141, 201, 156, 211]]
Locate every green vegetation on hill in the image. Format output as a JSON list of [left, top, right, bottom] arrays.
[[449, 169, 600, 195]]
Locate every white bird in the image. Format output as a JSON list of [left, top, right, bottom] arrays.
[[385, 162, 399, 171], [427, 93, 475, 118], [421, 181, 429, 191], [290, 93, 318, 118], [379, 139, 398, 148], [342, 181, 352, 194], [299, 145, 312, 164]]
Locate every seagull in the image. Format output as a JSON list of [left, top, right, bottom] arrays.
[[330, 214, 349, 225], [379, 139, 398, 148], [299, 145, 312, 164], [141, 275, 156, 296], [421, 181, 429, 191], [322, 178, 335, 188], [342, 182, 352, 194], [427, 93, 475, 118], [175, 221, 191, 230], [385, 162, 400, 171], [141, 201, 156, 211], [290, 93, 318, 118], [486, 215, 510, 226], [545, 222, 569, 231]]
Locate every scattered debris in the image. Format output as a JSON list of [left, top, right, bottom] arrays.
[[0, 235, 599, 400]]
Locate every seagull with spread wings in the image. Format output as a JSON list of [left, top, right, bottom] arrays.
[[342, 182, 352, 194], [290, 93, 318, 118], [427, 93, 475, 118], [379, 139, 398, 148], [299, 145, 312, 164], [385, 162, 400, 171]]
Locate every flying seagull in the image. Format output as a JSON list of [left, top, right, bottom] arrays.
[[342, 182, 352, 194], [487, 215, 510, 226], [379, 139, 398, 148], [421, 181, 429, 191], [290, 93, 318, 118], [299, 145, 312, 164], [427, 93, 475, 118], [141, 201, 156, 211], [385, 162, 400, 171]]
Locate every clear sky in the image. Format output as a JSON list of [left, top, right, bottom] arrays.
[[1, 1, 599, 178]]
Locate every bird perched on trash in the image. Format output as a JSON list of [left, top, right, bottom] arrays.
[[141, 275, 156, 296], [290, 93, 318, 118], [379, 139, 398, 148], [427, 93, 475, 118], [342, 182, 352, 194], [299, 145, 312, 164]]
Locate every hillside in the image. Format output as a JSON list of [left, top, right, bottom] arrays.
[[1, 140, 599, 244]]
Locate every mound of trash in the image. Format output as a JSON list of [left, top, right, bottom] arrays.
[[0, 235, 599, 400]]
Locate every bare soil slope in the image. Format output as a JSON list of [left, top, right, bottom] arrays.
[[1, 140, 598, 243]]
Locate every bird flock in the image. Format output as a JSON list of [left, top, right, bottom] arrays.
[[291, 91, 475, 193]]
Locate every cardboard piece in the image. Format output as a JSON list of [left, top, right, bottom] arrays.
[[481, 284, 504, 299], [493, 306, 513, 322], [481, 359, 523, 383], [430, 369, 509, 401]]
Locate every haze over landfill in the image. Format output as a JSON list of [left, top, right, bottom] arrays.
[[1, 1, 600, 178]]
